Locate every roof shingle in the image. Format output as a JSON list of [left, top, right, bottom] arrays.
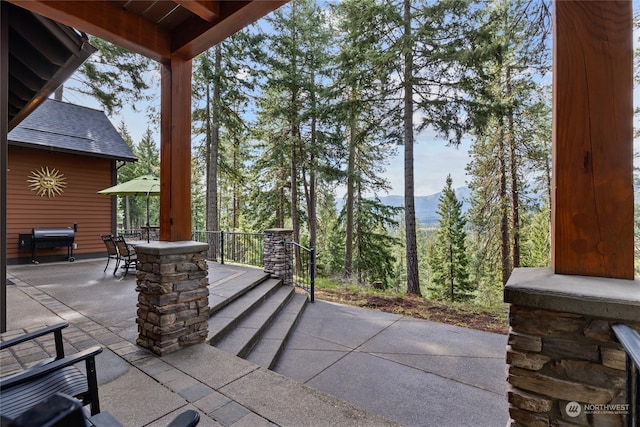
[[8, 99, 137, 162]]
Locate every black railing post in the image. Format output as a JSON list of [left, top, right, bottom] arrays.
[[613, 324, 640, 427], [220, 230, 225, 265], [632, 356, 639, 427], [310, 248, 315, 303]]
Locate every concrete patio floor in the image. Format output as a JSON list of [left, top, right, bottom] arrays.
[[3, 258, 508, 426]]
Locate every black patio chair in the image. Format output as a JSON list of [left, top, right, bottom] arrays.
[[113, 236, 137, 277], [100, 234, 120, 275], [6, 392, 200, 427], [0, 322, 103, 421]]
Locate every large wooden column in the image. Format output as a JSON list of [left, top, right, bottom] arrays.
[[552, 0, 634, 279], [160, 55, 193, 242], [1, 2, 8, 333]]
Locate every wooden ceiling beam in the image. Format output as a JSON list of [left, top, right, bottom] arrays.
[[7, 0, 171, 62], [172, 0, 286, 59], [174, 0, 219, 22]]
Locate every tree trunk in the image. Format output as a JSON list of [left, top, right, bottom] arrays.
[[403, 0, 421, 296], [356, 180, 363, 284], [302, 69, 317, 266], [204, 47, 221, 258], [278, 184, 285, 228], [308, 97, 317, 259], [449, 237, 454, 302], [124, 196, 130, 231], [211, 45, 221, 234], [507, 67, 520, 270], [344, 104, 356, 280], [233, 143, 239, 230], [290, 0, 300, 264], [498, 117, 511, 285]]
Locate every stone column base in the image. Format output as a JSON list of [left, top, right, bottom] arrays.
[[504, 268, 640, 427], [135, 241, 209, 356]]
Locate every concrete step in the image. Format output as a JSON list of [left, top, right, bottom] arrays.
[[213, 285, 295, 357], [208, 267, 271, 315], [207, 277, 282, 343], [245, 292, 308, 369]]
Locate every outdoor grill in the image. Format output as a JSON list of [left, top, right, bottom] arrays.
[[30, 226, 76, 263]]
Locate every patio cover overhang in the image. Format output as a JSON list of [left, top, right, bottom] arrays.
[[0, 0, 635, 333], [1, 0, 287, 332]]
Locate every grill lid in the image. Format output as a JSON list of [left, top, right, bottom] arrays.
[[33, 228, 75, 239]]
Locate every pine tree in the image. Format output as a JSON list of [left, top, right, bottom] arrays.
[[520, 204, 550, 268], [351, 199, 402, 288], [250, 0, 336, 246], [135, 128, 160, 176], [131, 129, 160, 229], [116, 121, 136, 231], [192, 29, 262, 236], [466, 0, 551, 293], [429, 175, 472, 302], [351, 0, 489, 295], [334, 0, 400, 281], [70, 37, 154, 116]]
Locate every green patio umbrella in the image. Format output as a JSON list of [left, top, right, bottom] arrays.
[[98, 175, 160, 242]]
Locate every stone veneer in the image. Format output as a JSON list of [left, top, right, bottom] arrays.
[[134, 241, 210, 356], [504, 268, 640, 427], [263, 229, 292, 286]]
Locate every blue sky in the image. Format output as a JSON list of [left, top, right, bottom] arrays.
[[385, 132, 472, 196]]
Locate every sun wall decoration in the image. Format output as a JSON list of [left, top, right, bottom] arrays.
[[28, 167, 67, 197]]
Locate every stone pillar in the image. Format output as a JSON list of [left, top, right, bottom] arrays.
[[135, 241, 209, 356], [263, 229, 292, 286], [504, 268, 640, 426]]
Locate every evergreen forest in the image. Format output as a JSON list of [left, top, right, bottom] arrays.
[[63, 0, 629, 311]]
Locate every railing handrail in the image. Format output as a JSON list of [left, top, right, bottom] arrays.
[[191, 230, 264, 268], [290, 241, 312, 253], [613, 324, 640, 368], [192, 230, 315, 303], [612, 323, 639, 427], [286, 241, 315, 303]]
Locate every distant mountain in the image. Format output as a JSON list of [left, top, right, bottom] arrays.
[[336, 187, 471, 226], [381, 187, 471, 226]]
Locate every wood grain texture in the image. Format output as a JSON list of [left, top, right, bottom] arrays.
[[552, 0, 634, 279], [9, 1, 287, 62], [160, 57, 193, 242], [8, 0, 171, 62], [175, 0, 219, 22]]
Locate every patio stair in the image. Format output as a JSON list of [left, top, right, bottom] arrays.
[[207, 267, 308, 369]]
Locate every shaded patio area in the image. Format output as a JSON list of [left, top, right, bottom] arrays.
[[3, 258, 507, 426]]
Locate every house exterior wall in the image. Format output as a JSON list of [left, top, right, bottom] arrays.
[[7, 146, 114, 262]]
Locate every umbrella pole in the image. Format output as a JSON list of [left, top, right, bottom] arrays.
[[146, 192, 150, 242]]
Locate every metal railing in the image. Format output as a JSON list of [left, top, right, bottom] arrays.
[[286, 241, 315, 303], [192, 230, 315, 302], [192, 230, 264, 268], [116, 229, 142, 239], [612, 324, 640, 426]]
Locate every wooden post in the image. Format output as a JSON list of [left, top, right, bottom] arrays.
[[160, 55, 193, 242], [1, 2, 8, 333], [552, 0, 634, 279]]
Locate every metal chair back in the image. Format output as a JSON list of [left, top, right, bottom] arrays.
[[100, 234, 119, 275], [114, 236, 137, 277]]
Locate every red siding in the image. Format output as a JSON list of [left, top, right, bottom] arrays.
[[7, 146, 114, 261]]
